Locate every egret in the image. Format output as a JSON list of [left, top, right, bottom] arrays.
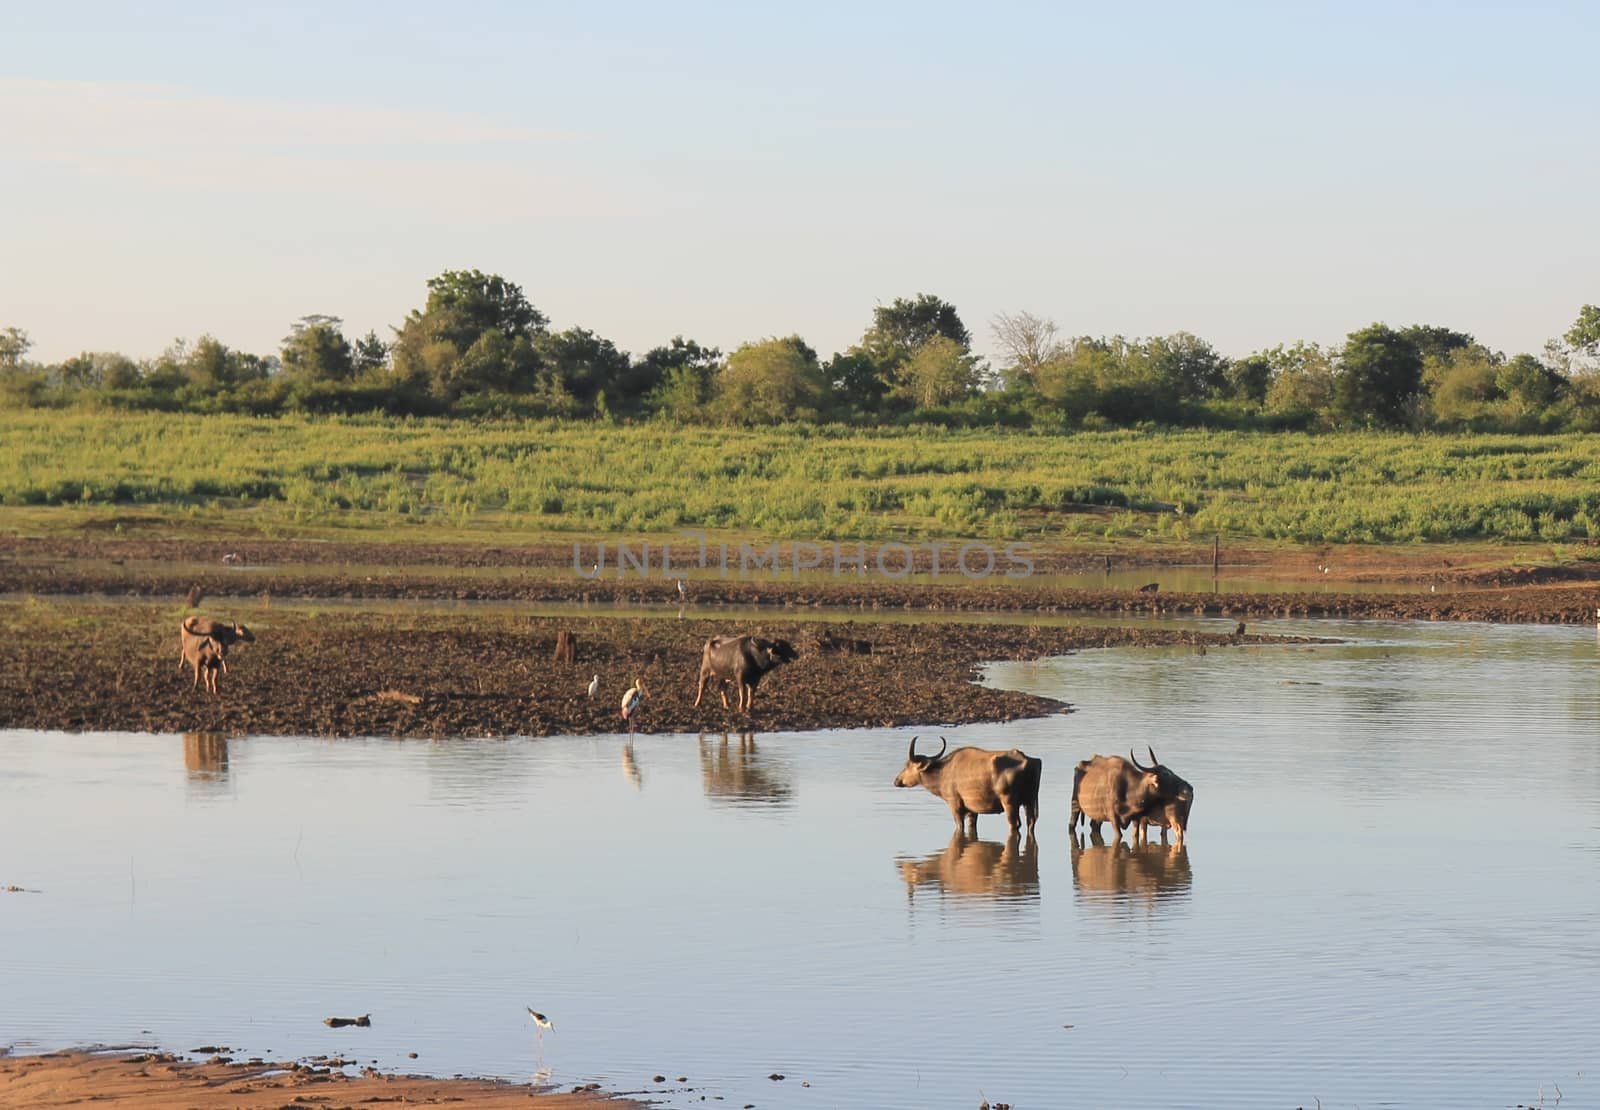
[[586, 674, 599, 699], [676, 579, 687, 600]]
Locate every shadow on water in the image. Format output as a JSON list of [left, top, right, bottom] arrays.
[[182, 731, 230, 785], [697, 732, 794, 808], [897, 829, 1041, 903], [1069, 833, 1193, 913]]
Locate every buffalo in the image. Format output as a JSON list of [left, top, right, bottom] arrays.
[[693, 635, 799, 712], [893, 736, 1042, 835], [1070, 747, 1193, 847]]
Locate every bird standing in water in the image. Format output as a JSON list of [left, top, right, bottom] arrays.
[[621, 677, 647, 732]]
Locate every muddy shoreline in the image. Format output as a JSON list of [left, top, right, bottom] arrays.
[[3, 534, 1597, 738], [0, 1050, 644, 1108]]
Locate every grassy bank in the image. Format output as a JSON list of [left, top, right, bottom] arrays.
[[8, 411, 1600, 546]]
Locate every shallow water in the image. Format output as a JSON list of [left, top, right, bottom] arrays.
[[4, 618, 1600, 1108]]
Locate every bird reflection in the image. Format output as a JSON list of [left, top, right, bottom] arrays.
[[698, 732, 793, 806], [182, 731, 230, 781], [897, 829, 1040, 902], [620, 740, 642, 790], [1069, 832, 1192, 910]]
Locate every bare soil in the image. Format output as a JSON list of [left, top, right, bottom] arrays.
[[2, 534, 1596, 738], [0, 1050, 643, 1108]]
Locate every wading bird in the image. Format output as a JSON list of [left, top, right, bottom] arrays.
[[677, 578, 687, 600], [586, 674, 599, 699], [621, 678, 647, 732]]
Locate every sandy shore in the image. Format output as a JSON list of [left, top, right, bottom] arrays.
[[0, 1050, 645, 1108]]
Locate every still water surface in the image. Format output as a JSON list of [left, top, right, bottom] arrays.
[[4, 618, 1600, 1108]]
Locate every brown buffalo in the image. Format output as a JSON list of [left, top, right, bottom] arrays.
[[1071, 747, 1193, 847], [893, 736, 1042, 835], [180, 634, 227, 694], [693, 635, 799, 712], [898, 829, 1039, 902]]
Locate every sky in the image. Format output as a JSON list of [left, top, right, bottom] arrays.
[[3, 1, 1596, 366]]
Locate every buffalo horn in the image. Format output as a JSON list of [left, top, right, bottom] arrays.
[[908, 735, 920, 761], [1129, 747, 1152, 773], [1147, 745, 1161, 768], [934, 736, 948, 762]]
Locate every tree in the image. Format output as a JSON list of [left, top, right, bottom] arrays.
[[1226, 354, 1274, 404], [1497, 353, 1562, 413], [535, 327, 635, 411], [715, 335, 826, 424], [1424, 344, 1501, 425], [860, 294, 972, 364], [1399, 324, 1475, 364], [641, 337, 722, 421], [1334, 323, 1424, 427], [281, 315, 354, 382], [0, 327, 32, 373], [183, 335, 268, 391], [1565, 305, 1600, 371], [990, 310, 1063, 385], [1141, 331, 1228, 403], [391, 270, 547, 401], [1262, 342, 1337, 420], [351, 330, 390, 375], [895, 336, 981, 408]]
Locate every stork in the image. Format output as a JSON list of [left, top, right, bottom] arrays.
[[676, 578, 687, 600], [620, 677, 647, 732]]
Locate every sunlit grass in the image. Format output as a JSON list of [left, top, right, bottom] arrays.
[[7, 411, 1600, 546]]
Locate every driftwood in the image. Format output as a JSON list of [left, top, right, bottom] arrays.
[[553, 630, 577, 664]]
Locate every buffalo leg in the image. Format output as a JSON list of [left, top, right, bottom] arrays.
[[693, 672, 707, 708], [1004, 800, 1020, 833], [719, 687, 730, 709]]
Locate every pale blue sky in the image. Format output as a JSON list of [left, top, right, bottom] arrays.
[[3, 1, 1595, 365]]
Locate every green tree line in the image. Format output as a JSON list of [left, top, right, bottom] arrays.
[[4, 271, 1598, 432]]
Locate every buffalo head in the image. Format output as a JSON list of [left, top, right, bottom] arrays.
[[1130, 746, 1194, 835], [762, 638, 799, 666], [893, 735, 948, 788]]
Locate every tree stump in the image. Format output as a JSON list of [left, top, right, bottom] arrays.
[[553, 630, 577, 664]]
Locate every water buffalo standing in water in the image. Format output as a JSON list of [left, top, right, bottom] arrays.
[[1071, 747, 1193, 847], [693, 635, 799, 712], [893, 736, 1042, 835]]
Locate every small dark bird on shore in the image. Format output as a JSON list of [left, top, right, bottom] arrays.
[[1235, 621, 1247, 637]]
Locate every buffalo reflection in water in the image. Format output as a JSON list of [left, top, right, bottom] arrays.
[[698, 733, 793, 807], [1069, 831, 1192, 910], [183, 732, 230, 781], [897, 829, 1040, 903]]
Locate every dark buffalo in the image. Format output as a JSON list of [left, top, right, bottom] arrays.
[[893, 736, 1042, 835], [1070, 747, 1193, 847], [693, 635, 799, 712]]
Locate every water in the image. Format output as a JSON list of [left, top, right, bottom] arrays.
[[4, 618, 1600, 1108]]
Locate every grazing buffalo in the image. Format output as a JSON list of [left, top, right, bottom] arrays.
[[893, 736, 1042, 835], [1071, 747, 1194, 847], [693, 635, 799, 712]]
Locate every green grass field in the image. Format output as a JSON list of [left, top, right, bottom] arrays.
[[7, 410, 1600, 546]]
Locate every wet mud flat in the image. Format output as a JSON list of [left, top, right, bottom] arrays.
[[5, 534, 1600, 622], [0, 602, 1303, 738], [0, 1050, 642, 1108]]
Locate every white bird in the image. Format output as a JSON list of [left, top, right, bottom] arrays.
[[676, 578, 687, 600], [527, 1007, 554, 1031], [586, 674, 599, 698]]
